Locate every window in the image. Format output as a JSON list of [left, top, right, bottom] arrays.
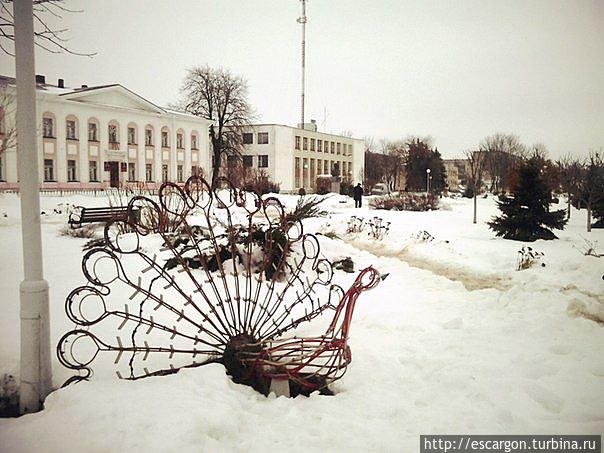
[[191, 134, 198, 150], [310, 138, 315, 151], [303, 137, 308, 151], [337, 143, 341, 155], [332, 162, 340, 176], [128, 127, 136, 145], [295, 136, 301, 150], [67, 160, 77, 181], [257, 132, 269, 144], [146, 163, 153, 182], [0, 156, 4, 181], [89, 161, 98, 181], [108, 124, 118, 144], [317, 139, 322, 153], [227, 155, 239, 165], [177, 165, 184, 183], [303, 158, 308, 188], [177, 133, 184, 149], [66, 120, 77, 140], [242, 133, 253, 144], [88, 122, 98, 141], [162, 164, 169, 182], [44, 159, 54, 181], [161, 131, 169, 147], [145, 129, 153, 146], [323, 160, 328, 174], [330, 142, 335, 154], [43, 117, 54, 138], [317, 159, 322, 175], [295, 157, 301, 188], [243, 155, 253, 167], [258, 155, 268, 168], [191, 165, 199, 176], [0, 107, 5, 135], [128, 163, 136, 181], [324, 141, 329, 153]]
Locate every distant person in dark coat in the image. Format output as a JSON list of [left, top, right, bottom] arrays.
[[353, 183, 363, 208]]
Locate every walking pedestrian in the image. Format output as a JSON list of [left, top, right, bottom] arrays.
[[353, 183, 363, 208]]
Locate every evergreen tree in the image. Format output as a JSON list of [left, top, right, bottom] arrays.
[[488, 158, 567, 241], [404, 139, 446, 192]]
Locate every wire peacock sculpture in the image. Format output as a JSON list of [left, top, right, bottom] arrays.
[[57, 176, 385, 396]]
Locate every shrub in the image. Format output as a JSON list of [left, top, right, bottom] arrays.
[[516, 246, 545, 271], [346, 216, 366, 233], [59, 224, 99, 239], [340, 183, 353, 196], [243, 172, 280, 195], [316, 186, 329, 195], [333, 257, 355, 273], [371, 192, 438, 211], [0, 373, 18, 417], [285, 196, 328, 224]]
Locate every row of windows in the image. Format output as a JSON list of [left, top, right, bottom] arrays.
[[42, 158, 197, 183], [294, 136, 352, 155], [42, 116, 199, 149], [294, 158, 353, 189], [294, 157, 352, 175], [242, 132, 269, 145], [241, 155, 269, 168]]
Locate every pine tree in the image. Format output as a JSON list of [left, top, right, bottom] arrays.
[[488, 158, 567, 241]]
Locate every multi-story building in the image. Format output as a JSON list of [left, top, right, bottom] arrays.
[[443, 158, 470, 191], [0, 74, 212, 190], [238, 121, 365, 193]]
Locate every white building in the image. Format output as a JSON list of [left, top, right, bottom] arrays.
[[0, 74, 213, 190], [239, 122, 365, 193]]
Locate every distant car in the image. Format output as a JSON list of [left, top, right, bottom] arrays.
[[371, 183, 389, 196]]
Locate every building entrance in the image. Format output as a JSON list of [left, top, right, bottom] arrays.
[[109, 162, 120, 188]]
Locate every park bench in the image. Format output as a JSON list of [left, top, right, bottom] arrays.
[[68, 205, 138, 228]]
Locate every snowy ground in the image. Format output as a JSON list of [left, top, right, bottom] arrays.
[[0, 192, 603, 452]]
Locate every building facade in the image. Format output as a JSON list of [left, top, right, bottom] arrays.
[[443, 158, 471, 191], [238, 122, 365, 193], [0, 75, 213, 190]]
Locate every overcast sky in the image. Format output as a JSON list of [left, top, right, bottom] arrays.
[[1, 0, 603, 159]]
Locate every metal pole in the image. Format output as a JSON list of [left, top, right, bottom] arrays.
[[298, 0, 307, 127], [426, 168, 431, 192], [14, 0, 52, 414]]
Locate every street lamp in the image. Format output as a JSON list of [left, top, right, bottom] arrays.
[[426, 168, 431, 192]]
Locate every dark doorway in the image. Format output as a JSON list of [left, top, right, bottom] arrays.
[[109, 161, 119, 188]]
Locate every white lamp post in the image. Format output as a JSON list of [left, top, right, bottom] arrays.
[[426, 168, 431, 192], [15, 0, 52, 414]]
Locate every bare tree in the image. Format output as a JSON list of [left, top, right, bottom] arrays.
[[479, 133, 527, 193], [0, 82, 17, 159], [0, 0, 94, 56], [177, 66, 255, 185], [464, 149, 485, 224], [556, 154, 583, 219], [384, 140, 406, 191]]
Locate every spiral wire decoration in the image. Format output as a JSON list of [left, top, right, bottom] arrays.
[[58, 176, 384, 394]]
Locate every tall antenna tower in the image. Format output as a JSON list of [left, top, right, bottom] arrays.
[[297, 0, 307, 128]]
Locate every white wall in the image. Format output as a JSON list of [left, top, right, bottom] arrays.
[[0, 86, 212, 187]]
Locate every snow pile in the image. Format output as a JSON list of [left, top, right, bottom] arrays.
[[0, 193, 603, 452]]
